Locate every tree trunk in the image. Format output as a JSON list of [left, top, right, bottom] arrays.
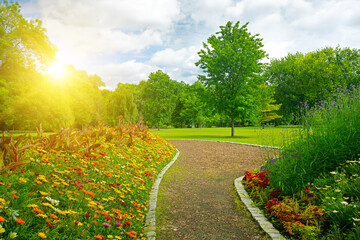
[[231, 115, 235, 137], [158, 123, 160, 131]]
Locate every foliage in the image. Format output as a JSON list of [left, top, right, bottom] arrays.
[[140, 70, 182, 130], [314, 159, 360, 238], [0, 0, 56, 71], [257, 84, 282, 127], [102, 83, 137, 126], [196, 21, 267, 136], [266, 47, 360, 122], [0, 122, 177, 239], [266, 86, 360, 195], [171, 81, 214, 128]]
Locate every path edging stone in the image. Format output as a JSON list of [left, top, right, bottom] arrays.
[[165, 139, 280, 149], [235, 176, 286, 240], [144, 149, 180, 240]]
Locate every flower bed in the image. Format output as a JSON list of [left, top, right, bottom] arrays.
[[0, 122, 176, 239], [243, 158, 360, 239], [242, 170, 325, 239]]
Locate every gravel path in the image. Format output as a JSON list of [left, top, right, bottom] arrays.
[[156, 140, 271, 240]]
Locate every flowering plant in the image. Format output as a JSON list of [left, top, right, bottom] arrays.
[[243, 169, 325, 239], [0, 122, 176, 239]]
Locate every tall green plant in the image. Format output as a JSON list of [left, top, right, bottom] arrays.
[[267, 86, 360, 195]]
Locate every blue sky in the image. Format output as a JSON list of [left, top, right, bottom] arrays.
[[18, 0, 360, 90]]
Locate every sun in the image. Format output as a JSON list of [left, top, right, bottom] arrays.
[[46, 61, 66, 77]]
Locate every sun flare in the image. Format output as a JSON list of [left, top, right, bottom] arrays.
[[46, 61, 66, 77]]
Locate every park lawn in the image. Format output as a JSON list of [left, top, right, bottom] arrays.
[[150, 126, 295, 147]]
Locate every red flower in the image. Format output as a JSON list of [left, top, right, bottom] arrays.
[[48, 223, 55, 228]]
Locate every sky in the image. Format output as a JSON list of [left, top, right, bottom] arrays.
[[18, 0, 360, 90]]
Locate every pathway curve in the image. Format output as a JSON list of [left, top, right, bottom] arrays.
[[156, 140, 270, 240]]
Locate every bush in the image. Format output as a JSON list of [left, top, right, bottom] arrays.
[[266, 86, 360, 195]]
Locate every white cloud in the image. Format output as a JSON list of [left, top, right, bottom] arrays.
[[31, 0, 181, 60], [19, 0, 360, 88], [94, 60, 159, 90], [150, 47, 200, 83]]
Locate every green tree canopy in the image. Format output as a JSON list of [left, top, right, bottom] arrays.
[[102, 83, 137, 126], [141, 70, 182, 130], [0, 0, 56, 73], [267, 47, 360, 123], [196, 21, 267, 136]]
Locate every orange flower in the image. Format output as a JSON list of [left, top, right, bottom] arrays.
[[94, 235, 104, 239], [33, 208, 43, 214], [126, 231, 137, 238], [0, 216, 5, 221], [82, 190, 95, 197], [15, 218, 25, 224], [13, 195, 19, 199], [58, 191, 64, 195], [35, 180, 42, 185]]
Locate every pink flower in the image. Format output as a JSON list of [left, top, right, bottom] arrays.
[[102, 223, 111, 227], [106, 216, 111, 221], [115, 222, 121, 226], [114, 216, 121, 220]]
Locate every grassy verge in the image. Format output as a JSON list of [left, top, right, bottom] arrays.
[[150, 126, 295, 147]]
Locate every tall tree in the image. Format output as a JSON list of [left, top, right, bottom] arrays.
[[0, 1, 56, 72], [102, 83, 137, 126], [0, 0, 56, 130], [141, 70, 181, 130], [196, 21, 267, 136], [267, 47, 360, 123], [172, 81, 214, 128], [257, 84, 282, 127]]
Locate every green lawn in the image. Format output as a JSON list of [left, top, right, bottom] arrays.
[[150, 126, 295, 147]]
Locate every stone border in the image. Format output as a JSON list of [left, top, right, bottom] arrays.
[[144, 149, 180, 240], [234, 176, 286, 240], [165, 139, 280, 149]]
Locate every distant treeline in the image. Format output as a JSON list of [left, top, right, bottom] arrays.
[[1, 1, 360, 131]]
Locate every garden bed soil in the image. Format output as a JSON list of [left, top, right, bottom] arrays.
[[156, 140, 271, 240]]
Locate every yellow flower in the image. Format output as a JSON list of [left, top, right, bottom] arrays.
[[37, 175, 48, 182], [27, 204, 38, 208], [0, 199, 5, 209], [0, 225, 5, 234], [37, 214, 48, 218], [107, 235, 114, 239], [38, 232, 47, 239], [18, 177, 28, 184], [41, 203, 54, 209], [40, 191, 50, 196]]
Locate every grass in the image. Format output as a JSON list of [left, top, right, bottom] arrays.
[[150, 126, 295, 147]]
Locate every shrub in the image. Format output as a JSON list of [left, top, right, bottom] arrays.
[[266, 86, 360, 195]]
